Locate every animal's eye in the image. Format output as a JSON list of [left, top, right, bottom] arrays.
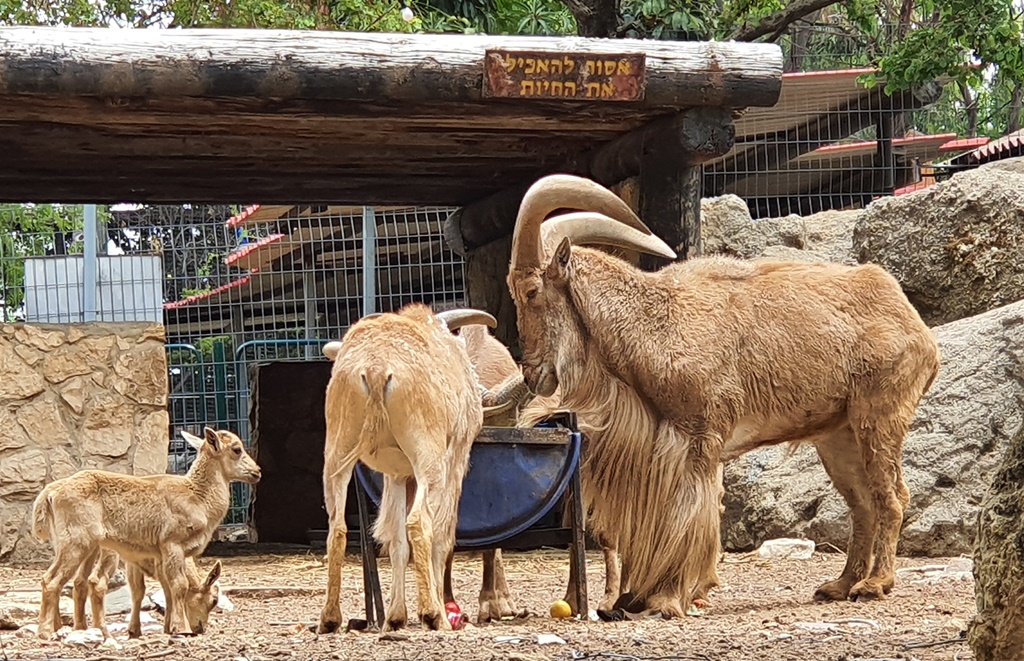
[[526, 288, 538, 300], [233, 446, 242, 456]]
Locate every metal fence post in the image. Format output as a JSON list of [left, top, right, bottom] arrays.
[[362, 206, 377, 316], [82, 204, 98, 322]]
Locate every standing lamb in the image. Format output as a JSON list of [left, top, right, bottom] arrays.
[[317, 304, 497, 633], [505, 174, 940, 617], [32, 427, 260, 639]]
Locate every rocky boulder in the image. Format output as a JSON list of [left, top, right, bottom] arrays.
[[853, 157, 1024, 326], [721, 298, 1024, 557], [701, 194, 859, 264], [969, 425, 1024, 660]]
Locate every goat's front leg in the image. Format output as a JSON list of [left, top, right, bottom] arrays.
[[318, 458, 355, 634], [406, 466, 449, 631], [126, 563, 146, 638], [159, 546, 192, 636]]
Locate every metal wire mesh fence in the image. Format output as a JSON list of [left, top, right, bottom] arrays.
[[1, 203, 465, 534]]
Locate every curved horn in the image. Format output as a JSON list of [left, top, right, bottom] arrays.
[[482, 373, 531, 418], [510, 174, 653, 271], [435, 308, 497, 332], [361, 312, 383, 321], [540, 212, 677, 261]]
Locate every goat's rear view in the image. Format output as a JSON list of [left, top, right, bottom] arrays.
[[317, 303, 496, 634]]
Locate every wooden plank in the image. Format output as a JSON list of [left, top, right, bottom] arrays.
[[482, 50, 646, 102], [474, 426, 571, 445], [0, 27, 782, 109]]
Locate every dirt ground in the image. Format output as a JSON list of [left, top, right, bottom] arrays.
[[1, 548, 976, 661]]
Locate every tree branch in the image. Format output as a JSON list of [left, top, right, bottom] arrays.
[[558, 0, 618, 37], [729, 0, 843, 42]]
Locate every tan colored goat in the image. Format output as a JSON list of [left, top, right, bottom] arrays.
[[505, 174, 940, 617], [70, 549, 221, 639], [317, 304, 497, 633], [32, 428, 261, 639]]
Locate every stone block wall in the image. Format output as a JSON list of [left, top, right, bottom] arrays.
[[0, 322, 169, 562]]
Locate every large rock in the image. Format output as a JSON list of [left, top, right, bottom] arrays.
[[721, 298, 1024, 556], [701, 194, 859, 264], [969, 427, 1024, 660], [853, 157, 1024, 326]]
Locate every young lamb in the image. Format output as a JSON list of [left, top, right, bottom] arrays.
[[70, 548, 222, 639], [32, 427, 260, 639], [317, 304, 495, 634]]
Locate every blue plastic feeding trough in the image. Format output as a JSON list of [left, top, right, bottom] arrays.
[[350, 414, 589, 628], [354, 423, 583, 548]]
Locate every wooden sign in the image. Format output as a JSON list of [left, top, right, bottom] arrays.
[[482, 49, 647, 102]]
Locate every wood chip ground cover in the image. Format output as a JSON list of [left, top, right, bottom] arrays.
[[0, 550, 975, 660]]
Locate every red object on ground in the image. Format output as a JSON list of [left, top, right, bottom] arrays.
[[445, 601, 468, 630]]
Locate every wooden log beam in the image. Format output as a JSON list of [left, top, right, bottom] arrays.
[[0, 27, 782, 110], [581, 107, 736, 186], [444, 107, 736, 253]]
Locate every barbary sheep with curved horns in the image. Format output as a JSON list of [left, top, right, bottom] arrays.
[[316, 303, 504, 633], [505, 174, 940, 618]]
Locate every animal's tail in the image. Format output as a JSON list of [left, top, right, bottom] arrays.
[[328, 366, 395, 480], [31, 484, 55, 542]]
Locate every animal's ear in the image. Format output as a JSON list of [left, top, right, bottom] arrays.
[[203, 427, 221, 451], [205, 561, 222, 588], [323, 341, 343, 361], [181, 430, 205, 451], [546, 237, 573, 283]]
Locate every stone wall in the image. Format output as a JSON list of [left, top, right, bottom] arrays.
[[0, 322, 169, 562]]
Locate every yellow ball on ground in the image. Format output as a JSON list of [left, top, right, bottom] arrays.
[[550, 599, 573, 619]]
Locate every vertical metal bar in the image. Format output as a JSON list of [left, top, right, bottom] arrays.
[[82, 204, 98, 322], [567, 414, 589, 618], [362, 206, 377, 316], [356, 478, 385, 629], [303, 261, 317, 360], [212, 340, 229, 430], [877, 112, 895, 194]]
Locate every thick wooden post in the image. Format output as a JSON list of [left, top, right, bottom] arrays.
[[639, 149, 704, 269], [463, 234, 521, 357]]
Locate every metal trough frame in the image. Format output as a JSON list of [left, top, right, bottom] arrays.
[[354, 412, 588, 628]]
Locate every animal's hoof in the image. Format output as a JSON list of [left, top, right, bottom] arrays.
[[127, 628, 141, 639], [478, 591, 518, 623], [383, 617, 407, 632], [421, 611, 451, 631], [317, 617, 343, 634], [612, 591, 646, 613], [849, 578, 890, 602], [813, 579, 851, 602]]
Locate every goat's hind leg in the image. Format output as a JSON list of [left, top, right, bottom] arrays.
[[849, 412, 912, 601], [812, 428, 877, 602], [87, 550, 117, 639], [317, 456, 356, 634], [71, 552, 96, 630], [38, 545, 90, 640], [377, 475, 411, 631], [405, 462, 450, 631]]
